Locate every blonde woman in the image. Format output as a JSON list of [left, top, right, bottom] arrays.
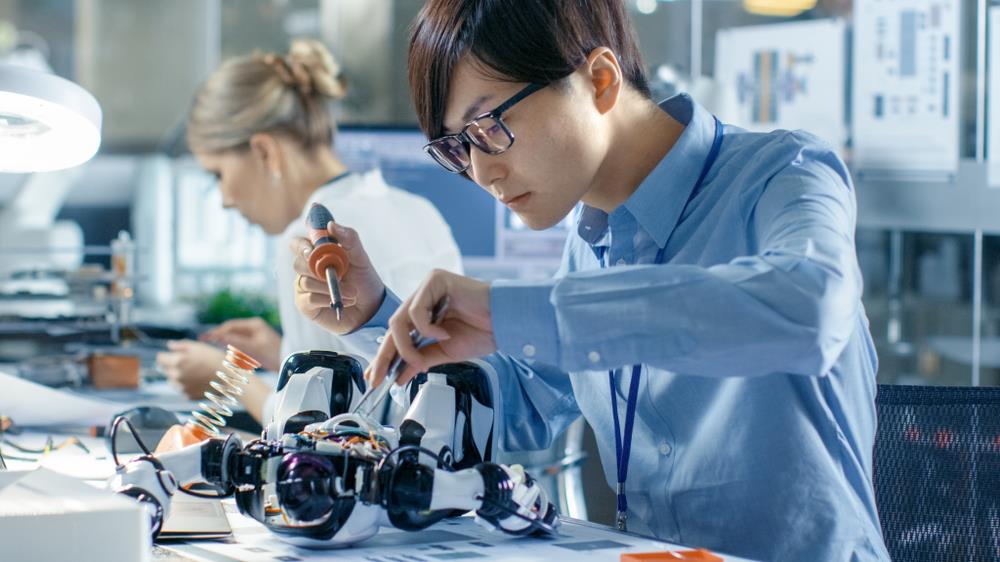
[[156, 40, 462, 421]]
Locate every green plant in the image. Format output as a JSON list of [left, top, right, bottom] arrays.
[[195, 289, 281, 330]]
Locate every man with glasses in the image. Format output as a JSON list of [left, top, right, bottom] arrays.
[[288, 1, 889, 560]]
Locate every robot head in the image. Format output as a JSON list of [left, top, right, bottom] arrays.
[[265, 351, 366, 440]]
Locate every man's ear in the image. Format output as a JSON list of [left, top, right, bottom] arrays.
[[249, 133, 284, 178], [582, 47, 624, 115]]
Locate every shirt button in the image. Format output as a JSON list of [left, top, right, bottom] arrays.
[[658, 442, 672, 456], [376, 335, 386, 344], [588, 351, 601, 363], [522, 344, 536, 358], [615, 258, 627, 266]]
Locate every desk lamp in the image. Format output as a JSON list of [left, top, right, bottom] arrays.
[[0, 64, 101, 173]]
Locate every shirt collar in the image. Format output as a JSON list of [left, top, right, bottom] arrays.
[[577, 93, 718, 249]]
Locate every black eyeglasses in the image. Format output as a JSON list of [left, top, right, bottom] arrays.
[[424, 82, 546, 174]]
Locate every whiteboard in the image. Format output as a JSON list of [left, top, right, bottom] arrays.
[[715, 19, 847, 152], [852, 0, 960, 176]]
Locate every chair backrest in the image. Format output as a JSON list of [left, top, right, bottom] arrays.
[[874, 384, 1000, 562]]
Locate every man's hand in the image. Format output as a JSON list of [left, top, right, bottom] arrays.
[[368, 270, 496, 388]]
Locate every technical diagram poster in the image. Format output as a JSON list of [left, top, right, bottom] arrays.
[[989, 7, 1000, 186], [715, 19, 847, 151], [853, 0, 960, 176]]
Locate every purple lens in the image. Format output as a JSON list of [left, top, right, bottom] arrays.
[[466, 116, 512, 154], [276, 453, 335, 522], [426, 136, 470, 173]]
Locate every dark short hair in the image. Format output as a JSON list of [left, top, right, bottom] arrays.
[[408, 0, 651, 140]]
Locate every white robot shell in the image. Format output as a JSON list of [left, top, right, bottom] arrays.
[[280, 502, 383, 549]]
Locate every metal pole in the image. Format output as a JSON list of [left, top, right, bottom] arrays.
[[690, 0, 703, 79], [973, 229, 983, 386], [205, 0, 221, 71], [887, 230, 903, 347], [977, 0, 987, 161]]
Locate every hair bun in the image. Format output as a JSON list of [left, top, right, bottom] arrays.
[[257, 39, 347, 100], [287, 39, 347, 99]]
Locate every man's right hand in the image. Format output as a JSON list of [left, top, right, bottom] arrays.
[[290, 221, 386, 334]]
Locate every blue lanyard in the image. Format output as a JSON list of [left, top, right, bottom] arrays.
[[608, 116, 723, 532]]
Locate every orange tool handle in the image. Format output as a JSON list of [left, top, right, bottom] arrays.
[[306, 203, 350, 280]]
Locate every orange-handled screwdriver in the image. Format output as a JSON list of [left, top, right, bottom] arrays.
[[306, 203, 350, 321]]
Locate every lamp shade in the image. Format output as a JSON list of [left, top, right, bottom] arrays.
[[0, 65, 102, 173]]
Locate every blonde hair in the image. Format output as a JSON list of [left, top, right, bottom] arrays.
[[187, 39, 347, 153]]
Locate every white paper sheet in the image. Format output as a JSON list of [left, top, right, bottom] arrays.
[[715, 19, 847, 152], [0, 370, 128, 427], [852, 0, 960, 176]]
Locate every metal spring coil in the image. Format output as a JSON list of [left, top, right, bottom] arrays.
[[190, 345, 261, 436]]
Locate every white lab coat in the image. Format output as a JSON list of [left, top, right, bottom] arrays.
[[275, 169, 463, 360]]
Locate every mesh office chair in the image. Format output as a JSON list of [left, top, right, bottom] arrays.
[[874, 384, 1000, 562]]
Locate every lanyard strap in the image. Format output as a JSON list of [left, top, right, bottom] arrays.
[[607, 116, 723, 532], [610, 364, 642, 531]]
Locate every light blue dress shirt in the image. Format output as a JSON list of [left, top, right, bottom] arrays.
[[351, 94, 890, 561]]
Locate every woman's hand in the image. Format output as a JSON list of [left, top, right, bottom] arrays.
[[367, 269, 496, 388], [156, 340, 226, 399], [290, 221, 387, 334], [199, 317, 281, 371]]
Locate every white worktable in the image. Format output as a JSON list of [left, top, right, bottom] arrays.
[[158, 504, 757, 562], [2, 432, 756, 562]]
